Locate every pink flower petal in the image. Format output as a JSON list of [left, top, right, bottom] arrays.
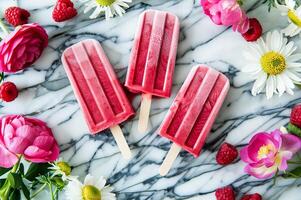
[[0, 141, 18, 168], [15, 125, 37, 142], [6, 136, 31, 154], [278, 151, 292, 171], [33, 136, 54, 151], [244, 163, 277, 179], [10, 117, 24, 129], [281, 134, 301, 153], [24, 145, 51, 158]]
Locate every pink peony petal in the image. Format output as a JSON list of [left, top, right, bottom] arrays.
[[15, 125, 37, 142], [6, 136, 31, 154], [3, 124, 14, 139], [24, 145, 51, 158], [16, 45, 26, 58], [47, 143, 60, 162], [0, 115, 59, 164], [33, 136, 54, 151], [10, 117, 24, 129], [0, 141, 18, 168], [0, 23, 48, 73]]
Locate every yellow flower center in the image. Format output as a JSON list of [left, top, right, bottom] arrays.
[[82, 185, 101, 200], [57, 161, 71, 176], [257, 144, 273, 159], [260, 51, 286, 75], [288, 9, 301, 27], [95, 0, 116, 6]]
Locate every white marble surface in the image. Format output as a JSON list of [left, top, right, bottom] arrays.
[[1, 0, 301, 199]]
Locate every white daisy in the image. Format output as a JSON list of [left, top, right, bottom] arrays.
[[275, 0, 301, 37], [49, 158, 77, 181], [65, 174, 116, 200], [243, 30, 301, 99], [79, 0, 132, 20]]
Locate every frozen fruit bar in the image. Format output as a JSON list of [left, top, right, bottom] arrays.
[[125, 10, 180, 132], [159, 65, 229, 175], [62, 39, 133, 159]]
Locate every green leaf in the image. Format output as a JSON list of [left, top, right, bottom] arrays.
[[0, 179, 6, 188], [284, 166, 301, 178], [21, 181, 30, 200], [0, 73, 4, 84], [25, 163, 51, 181], [0, 167, 12, 176], [8, 189, 20, 200], [18, 164, 24, 176], [7, 173, 22, 189], [287, 123, 301, 138], [52, 177, 65, 191]]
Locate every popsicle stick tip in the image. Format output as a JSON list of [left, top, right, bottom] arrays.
[[159, 143, 181, 176], [159, 166, 168, 176], [110, 125, 132, 160], [137, 94, 152, 133]]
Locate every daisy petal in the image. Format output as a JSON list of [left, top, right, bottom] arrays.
[[266, 76, 275, 99]]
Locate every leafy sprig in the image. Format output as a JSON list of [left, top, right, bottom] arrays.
[[0, 159, 69, 200]]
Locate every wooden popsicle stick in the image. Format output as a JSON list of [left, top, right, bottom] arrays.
[[110, 125, 132, 159], [159, 143, 181, 176], [138, 93, 152, 133]]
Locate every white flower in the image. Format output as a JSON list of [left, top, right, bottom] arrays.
[[275, 0, 301, 37], [79, 0, 132, 20], [65, 174, 116, 200], [49, 158, 77, 181], [243, 30, 301, 99]]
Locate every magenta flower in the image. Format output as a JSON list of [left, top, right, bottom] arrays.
[[240, 129, 301, 179], [200, 0, 249, 33], [0, 115, 59, 168], [0, 23, 48, 73]]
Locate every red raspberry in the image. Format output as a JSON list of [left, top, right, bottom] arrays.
[[241, 193, 262, 200], [0, 82, 18, 102], [290, 104, 301, 128], [52, 0, 77, 22], [215, 186, 235, 200], [4, 6, 30, 27], [242, 18, 262, 42], [216, 143, 238, 165]]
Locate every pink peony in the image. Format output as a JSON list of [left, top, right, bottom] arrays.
[[200, 0, 249, 33], [0, 23, 48, 73], [0, 115, 59, 168], [240, 129, 301, 179]]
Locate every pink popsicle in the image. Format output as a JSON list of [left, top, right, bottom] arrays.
[[125, 10, 180, 133], [159, 65, 230, 175], [62, 39, 134, 159]]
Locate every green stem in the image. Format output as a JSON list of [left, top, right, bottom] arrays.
[[31, 183, 47, 199], [288, 160, 301, 164], [11, 156, 22, 173], [0, 18, 9, 36], [285, 171, 300, 178], [54, 187, 58, 200], [272, 169, 279, 186], [0, 156, 22, 200], [49, 183, 55, 200]]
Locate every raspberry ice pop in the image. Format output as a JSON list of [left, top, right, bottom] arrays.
[[159, 65, 230, 175], [62, 39, 134, 159], [125, 10, 180, 133]]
